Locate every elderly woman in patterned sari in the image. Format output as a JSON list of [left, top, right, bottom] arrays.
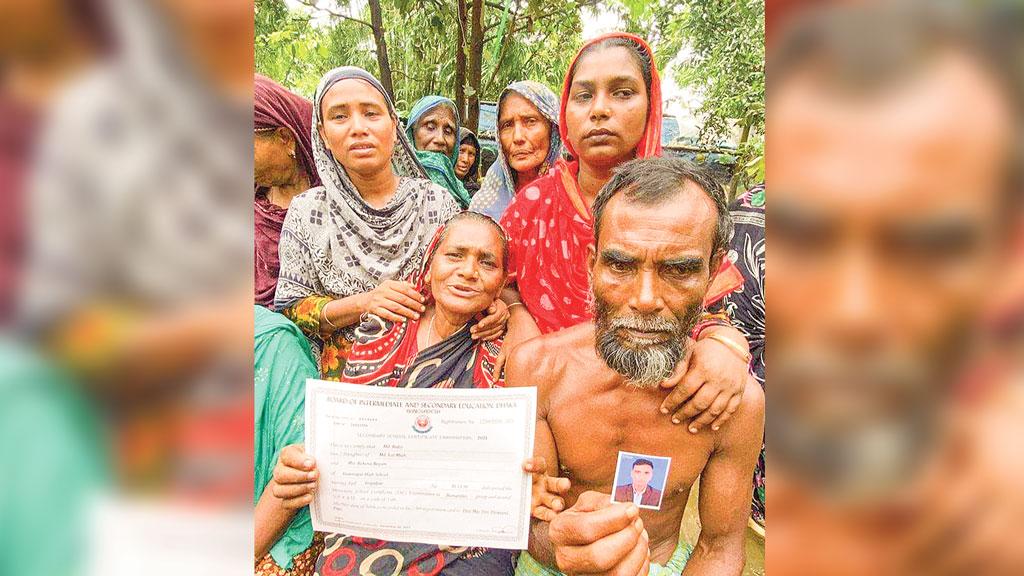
[[470, 80, 562, 221], [406, 95, 472, 208], [274, 67, 508, 379], [270, 212, 569, 575], [342, 211, 509, 390]]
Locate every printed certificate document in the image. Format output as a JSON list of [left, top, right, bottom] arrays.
[[305, 380, 537, 549]]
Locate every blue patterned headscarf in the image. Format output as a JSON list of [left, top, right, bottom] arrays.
[[405, 96, 471, 208], [469, 80, 561, 220]]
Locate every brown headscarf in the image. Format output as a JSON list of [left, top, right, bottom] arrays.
[[254, 74, 319, 308]]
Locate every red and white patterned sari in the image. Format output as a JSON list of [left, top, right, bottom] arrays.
[[501, 33, 741, 335]]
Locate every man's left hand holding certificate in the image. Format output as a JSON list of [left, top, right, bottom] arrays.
[[304, 380, 537, 550]]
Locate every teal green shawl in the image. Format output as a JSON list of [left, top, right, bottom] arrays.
[[0, 340, 107, 576], [254, 306, 319, 569], [405, 96, 471, 208]]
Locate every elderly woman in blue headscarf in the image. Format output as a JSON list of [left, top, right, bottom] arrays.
[[469, 80, 561, 220], [405, 95, 472, 208]]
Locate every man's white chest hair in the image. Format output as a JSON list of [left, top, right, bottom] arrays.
[[547, 382, 716, 497]]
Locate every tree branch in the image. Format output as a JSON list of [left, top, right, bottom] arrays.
[[484, 14, 516, 91], [394, 67, 435, 85], [519, 26, 560, 74], [483, 0, 524, 34], [523, 3, 586, 28], [293, 0, 372, 29]]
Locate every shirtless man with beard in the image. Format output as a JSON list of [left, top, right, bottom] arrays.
[[508, 157, 764, 576]]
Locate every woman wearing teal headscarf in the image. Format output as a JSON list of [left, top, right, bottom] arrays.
[[405, 95, 472, 208], [255, 305, 320, 575]]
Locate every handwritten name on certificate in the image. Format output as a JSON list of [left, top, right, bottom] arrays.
[[305, 380, 537, 549]]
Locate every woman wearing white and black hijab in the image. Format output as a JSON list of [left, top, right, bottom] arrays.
[[274, 66, 508, 379]]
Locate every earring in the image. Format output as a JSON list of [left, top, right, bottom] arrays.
[[288, 149, 296, 159]]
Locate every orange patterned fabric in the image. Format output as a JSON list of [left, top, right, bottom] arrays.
[[281, 295, 353, 380]]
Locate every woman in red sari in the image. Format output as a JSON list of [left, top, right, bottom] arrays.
[[341, 211, 508, 390], [271, 212, 529, 575], [500, 33, 750, 429]]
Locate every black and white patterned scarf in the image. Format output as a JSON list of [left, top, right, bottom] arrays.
[[274, 67, 459, 339]]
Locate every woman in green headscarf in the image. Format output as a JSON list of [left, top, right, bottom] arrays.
[[405, 95, 472, 208]]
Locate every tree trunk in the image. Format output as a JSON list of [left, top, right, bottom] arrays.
[[466, 0, 484, 132], [367, 0, 394, 102], [728, 118, 752, 201], [455, 0, 468, 120]]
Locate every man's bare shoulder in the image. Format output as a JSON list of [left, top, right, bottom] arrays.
[[505, 323, 598, 389], [717, 376, 766, 450]]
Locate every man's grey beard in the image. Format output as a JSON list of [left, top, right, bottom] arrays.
[[770, 347, 945, 503], [593, 296, 702, 388]]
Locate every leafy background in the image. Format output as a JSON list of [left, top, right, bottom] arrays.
[[256, 0, 764, 195]]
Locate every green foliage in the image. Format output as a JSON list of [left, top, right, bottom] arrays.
[[479, 1, 584, 99], [256, 0, 765, 183], [613, 0, 764, 193], [255, 0, 584, 118], [673, 0, 764, 145], [737, 136, 764, 190], [381, 0, 461, 112], [256, 0, 333, 97], [614, 0, 688, 68]]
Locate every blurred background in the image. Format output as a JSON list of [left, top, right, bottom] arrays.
[[1, 0, 254, 574], [767, 1, 1024, 575]]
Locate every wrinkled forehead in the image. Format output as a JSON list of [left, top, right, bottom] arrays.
[[499, 91, 544, 120], [319, 77, 390, 117], [771, 49, 1014, 223], [417, 103, 457, 127], [437, 219, 506, 254], [597, 185, 718, 258]]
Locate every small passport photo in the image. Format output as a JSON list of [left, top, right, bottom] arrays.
[[610, 451, 671, 510]]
